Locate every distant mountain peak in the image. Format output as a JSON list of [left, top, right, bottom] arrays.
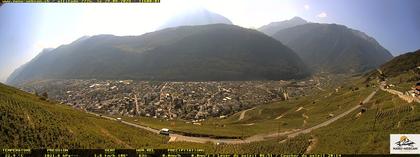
[[272, 23, 393, 73], [71, 35, 91, 44], [258, 16, 308, 36], [290, 16, 307, 22], [159, 9, 232, 29]]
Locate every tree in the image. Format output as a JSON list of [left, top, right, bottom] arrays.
[[40, 92, 48, 101]]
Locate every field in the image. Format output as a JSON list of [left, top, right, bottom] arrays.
[[312, 89, 419, 153]]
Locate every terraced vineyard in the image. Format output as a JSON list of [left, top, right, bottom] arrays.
[[312, 90, 419, 154], [0, 82, 313, 153], [0, 83, 168, 148], [375, 105, 414, 120]]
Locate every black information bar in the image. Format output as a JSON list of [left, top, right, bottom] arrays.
[[0, 149, 419, 157]]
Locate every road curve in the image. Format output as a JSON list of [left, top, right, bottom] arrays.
[[379, 81, 420, 103], [238, 107, 255, 121], [287, 88, 378, 138], [87, 88, 378, 144]]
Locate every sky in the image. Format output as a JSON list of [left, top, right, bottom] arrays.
[[0, 0, 419, 82]]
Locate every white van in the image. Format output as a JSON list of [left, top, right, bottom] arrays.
[[159, 128, 170, 135]]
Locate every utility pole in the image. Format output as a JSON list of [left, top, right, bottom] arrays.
[[372, 104, 379, 131], [241, 125, 244, 140], [277, 121, 280, 142], [134, 93, 139, 116]]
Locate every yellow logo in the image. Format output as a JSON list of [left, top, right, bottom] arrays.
[[396, 136, 416, 147]]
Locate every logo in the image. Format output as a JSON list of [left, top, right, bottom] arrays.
[[390, 134, 420, 154], [395, 136, 415, 147]]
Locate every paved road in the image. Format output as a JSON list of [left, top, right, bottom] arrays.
[[88, 88, 379, 144]]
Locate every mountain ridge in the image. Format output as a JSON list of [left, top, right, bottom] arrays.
[[7, 24, 310, 85], [365, 49, 419, 80], [272, 23, 393, 74]]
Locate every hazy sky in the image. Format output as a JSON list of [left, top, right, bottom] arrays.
[[0, 0, 419, 82]]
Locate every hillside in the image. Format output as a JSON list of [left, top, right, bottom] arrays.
[[311, 52, 420, 153], [159, 8, 232, 29], [258, 17, 307, 36], [7, 24, 310, 85], [272, 23, 393, 74], [0, 83, 167, 148], [369, 49, 420, 78], [0, 82, 316, 153], [312, 89, 420, 153]]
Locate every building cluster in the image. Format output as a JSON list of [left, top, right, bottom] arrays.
[[407, 82, 420, 98], [21, 79, 317, 120]]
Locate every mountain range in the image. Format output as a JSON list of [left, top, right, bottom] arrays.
[[7, 24, 309, 85], [271, 22, 393, 73], [7, 15, 395, 84]]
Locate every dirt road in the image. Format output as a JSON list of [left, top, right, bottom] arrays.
[[286, 88, 378, 138], [379, 81, 419, 103], [238, 107, 255, 121]]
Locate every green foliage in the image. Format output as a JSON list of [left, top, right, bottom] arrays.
[[41, 92, 48, 99], [39, 92, 48, 101]]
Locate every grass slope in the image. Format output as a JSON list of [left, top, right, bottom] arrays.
[[0, 83, 168, 148], [366, 49, 419, 82], [312, 69, 419, 154], [313, 90, 419, 154], [0, 83, 312, 154]]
